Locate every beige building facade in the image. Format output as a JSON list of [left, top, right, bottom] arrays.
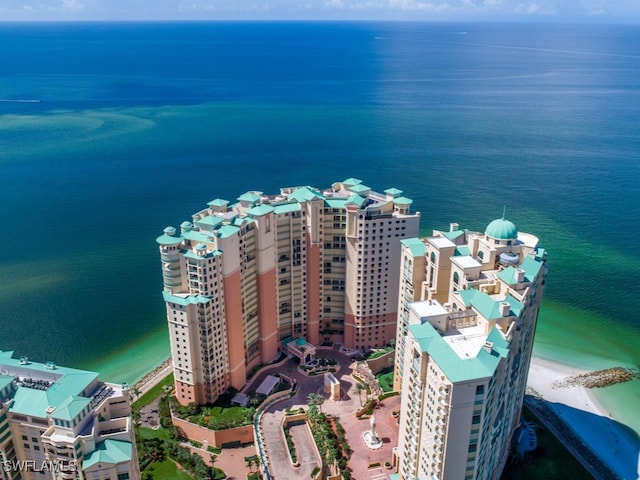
[[394, 218, 547, 480], [0, 351, 139, 480], [157, 178, 420, 405]]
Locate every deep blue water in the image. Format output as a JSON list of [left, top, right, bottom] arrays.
[[0, 21, 639, 428]]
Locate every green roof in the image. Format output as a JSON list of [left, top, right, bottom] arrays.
[[51, 395, 91, 421], [207, 198, 228, 207], [0, 374, 13, 395], [455, 246, 472, 256], [409, 321, 506, 383], [443, 230, 465, 241], [458, 289, 522, 320], [247, 204, 274, 216], [384, 188, 403, 197], [195, 216, 224, 229], [83, 439, 133, 469], [216, 224, 240, 238], [162, 291, 211, 306], [183, 248, 221, 260], [0, 351, 98, 418], [182, 230, 210, 243], [497, 256, 543, 285], [238, 191, 262, 203], [401, 238, 426, 257], [349, 184, 370, 194], [156, 233, 182, 246], [324, 194, 367, 209], [288, 186, 324, 203], [274, 203, 301, 214], [485, 218, 518, 240], [393, 196, 413, 205], [341, 178, 362, 186]]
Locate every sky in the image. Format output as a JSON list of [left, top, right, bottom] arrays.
[[0, 0, 639, 22]]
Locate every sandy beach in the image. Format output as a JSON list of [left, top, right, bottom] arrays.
[[527, 356, 640, 480]]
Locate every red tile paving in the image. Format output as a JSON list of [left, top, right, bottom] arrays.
[[246, 344, 401, 480]]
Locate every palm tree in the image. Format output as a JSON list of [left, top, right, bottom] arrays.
[[307, 393, 324, 413], [355, 382, 366, 407]]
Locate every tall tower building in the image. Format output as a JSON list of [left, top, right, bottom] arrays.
[[394, 217, 547, 480], [157, 179, 420, 405], [0, 351, 140, 480]]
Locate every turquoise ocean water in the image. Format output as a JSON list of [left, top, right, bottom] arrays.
[[1, 22, 639, 434]]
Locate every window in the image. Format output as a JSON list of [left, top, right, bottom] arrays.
[[475, 385, 484, 395]]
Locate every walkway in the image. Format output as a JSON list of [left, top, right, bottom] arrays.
[[250, 345, 400, 479]]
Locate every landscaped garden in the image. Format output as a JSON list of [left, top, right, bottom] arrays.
[[134, 377, 230, 480], [376, 369, 394, 393], [171, 397, 257, 430]]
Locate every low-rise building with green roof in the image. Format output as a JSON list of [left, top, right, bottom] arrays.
[[0, 351, 140, 480]]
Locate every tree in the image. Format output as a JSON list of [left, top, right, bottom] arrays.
[[355, 382, 366, 407], [307, 393, 324, 413]]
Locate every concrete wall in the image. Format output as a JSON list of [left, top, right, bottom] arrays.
[[366, 350, 395, 375], [172, 416, 254, 448]]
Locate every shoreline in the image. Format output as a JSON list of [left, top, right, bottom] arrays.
[[527, 356, 640, 480]]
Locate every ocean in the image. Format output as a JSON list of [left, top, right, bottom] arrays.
[[1, 21, 639, 434]]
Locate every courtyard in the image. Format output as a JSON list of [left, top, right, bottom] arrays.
[[246, 344, 400, 480]]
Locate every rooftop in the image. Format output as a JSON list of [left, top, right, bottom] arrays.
[[0, 350, 99, 418], [429, 236, 456, 249], [83, 439, 133, 469]]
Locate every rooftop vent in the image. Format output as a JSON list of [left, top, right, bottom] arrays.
[[483, 341, 494, 353]]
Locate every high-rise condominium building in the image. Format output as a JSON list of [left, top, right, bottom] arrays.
[[393, 218, 547, 480], [156, 179, 420, 405], [0, 351, 140, 480]]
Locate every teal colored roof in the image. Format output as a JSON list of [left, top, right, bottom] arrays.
[[247, 204, 274, 216], [458, 289, 522, 320], [384, 188, 403, 197], [0, 351, 98, 418], [324, 198, 348, 209], [521, 255, 543, 279], [83, 439, 133, 469], [324, 194, 367, 209], [401, 238, 426, 257], [443, 230, 465, 241], [207, 198, 228, 207], [216, 224, 240, 238], [183, 248, 221, 260], [393, 196, 413, 205], [195, 216, 224, 229], [0, 374, 13, 394], [274, 203, 301, 214], [455, 246, 472, 256], [497, 256, 543, 285], [342, 178, 362, 186], [51, 395, 90, 421], [349, 184, 370, 194], [485, 218, 518, 240], [408, 321, 506, 383], [182, 230, 210, 243], [238, 191, 262, 203], [296, 338, 307, 346], [156, 233, 182, 246], [288, 186, 324, 203], [162, 291, 211, 306]]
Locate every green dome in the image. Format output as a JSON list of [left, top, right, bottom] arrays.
[[485, 218, 518, 240]]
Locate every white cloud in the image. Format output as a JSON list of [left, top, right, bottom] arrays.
[[387, 0, 454, 12]]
